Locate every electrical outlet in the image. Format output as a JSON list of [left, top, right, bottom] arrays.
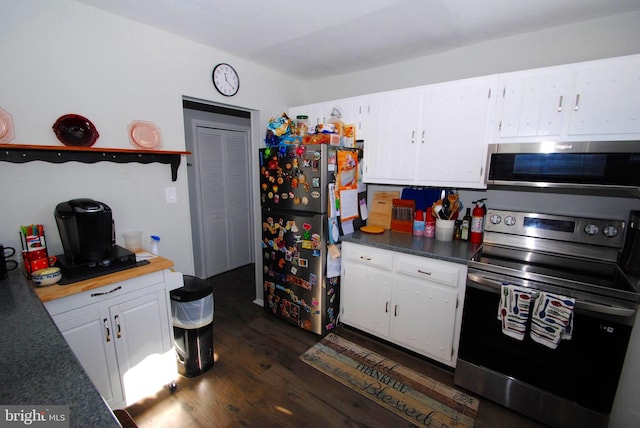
[[165, 186, 177, 204]]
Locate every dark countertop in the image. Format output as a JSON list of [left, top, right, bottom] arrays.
[[0, 271, 120, 428], [342, 230, 482, 264]]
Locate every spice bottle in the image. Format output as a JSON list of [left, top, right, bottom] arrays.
[[460, 208, 472, 241]]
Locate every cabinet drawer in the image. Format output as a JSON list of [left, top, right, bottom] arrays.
[[342, 242, 393, 271], [396, 255, 460, 288], [45, 271, 165, 316]]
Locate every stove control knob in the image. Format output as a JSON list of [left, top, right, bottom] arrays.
[[504, 216, 517, 226], [584, 224, 599, 235], [489, 214, 502, 225], [603, 225, 619, 238]]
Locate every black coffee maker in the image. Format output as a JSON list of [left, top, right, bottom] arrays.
[[54, 199, 138, 284], [620, 210, 640, 276], [55, 198, 114, 265]]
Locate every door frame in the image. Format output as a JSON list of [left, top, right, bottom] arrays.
[[183, 103, 254, 279]]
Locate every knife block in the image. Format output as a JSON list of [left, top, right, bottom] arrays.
[[391, 199, 415, 234]]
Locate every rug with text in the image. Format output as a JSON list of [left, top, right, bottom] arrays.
[[300, 333, 479, 427]]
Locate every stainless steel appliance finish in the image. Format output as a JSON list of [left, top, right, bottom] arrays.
[[486, 141, 640, 197], [455, 209, 639, 428]]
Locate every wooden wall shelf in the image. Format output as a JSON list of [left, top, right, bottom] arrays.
[[0, 144, 191, 181]]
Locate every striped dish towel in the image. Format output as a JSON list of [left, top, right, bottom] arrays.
[[497, 284, 535, 340], [530, 291, 575, 349]]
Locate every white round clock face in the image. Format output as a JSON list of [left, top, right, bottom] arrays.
[[212, 63, 239, 96]]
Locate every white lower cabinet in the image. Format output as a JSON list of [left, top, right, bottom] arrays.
[[45, 271, 180, 409], [340, 242, 467, 367]]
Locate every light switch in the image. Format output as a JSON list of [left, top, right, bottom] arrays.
[[165, 186, 177, 204]]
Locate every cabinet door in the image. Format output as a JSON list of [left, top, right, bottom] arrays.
[[110, 288, 174, 406], [52, 305, 123, 408], [568, 56, 640, 136], [364, 90, 420, 182], [391, 273, 458, 363], [417, 77, 494, 187], [497, 71, 571, 139], [341, 259, 393, 338]]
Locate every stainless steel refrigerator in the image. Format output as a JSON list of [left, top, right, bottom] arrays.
[[259, 144, 365, 335]]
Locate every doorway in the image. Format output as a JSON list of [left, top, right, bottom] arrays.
[[183, 100, 254, 279]]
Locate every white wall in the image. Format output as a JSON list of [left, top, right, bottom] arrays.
[[0, 0, 304, 274], [303, 11, 640, 101]]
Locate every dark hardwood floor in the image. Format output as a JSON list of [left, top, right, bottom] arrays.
[[126, 264, 546, 427]]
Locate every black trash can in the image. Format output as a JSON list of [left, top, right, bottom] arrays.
[[170, 275, 214, 377]]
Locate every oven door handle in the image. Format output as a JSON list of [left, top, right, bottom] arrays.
[[467, 273, 636, 318]]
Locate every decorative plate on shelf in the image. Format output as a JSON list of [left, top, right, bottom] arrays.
[[0, 107, 15, 144], [128, 120, 162, 150], [52, 114, 100, 147]]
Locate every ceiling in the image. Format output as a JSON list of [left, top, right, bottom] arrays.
[[77, 0, 640, 79]]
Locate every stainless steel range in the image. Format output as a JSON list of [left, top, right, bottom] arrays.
[[454, 209, 639, 428]]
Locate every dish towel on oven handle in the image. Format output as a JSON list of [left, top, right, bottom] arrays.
[[530, 291, 575, 349], [497, 284, 536, 340]]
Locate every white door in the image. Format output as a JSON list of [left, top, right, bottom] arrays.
[[196, 126, 252, 277]]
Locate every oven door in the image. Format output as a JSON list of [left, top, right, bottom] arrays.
[[455, 269, 635, 428]]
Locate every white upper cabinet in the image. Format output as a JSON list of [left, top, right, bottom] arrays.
[[493, 54, 640, 143], [364, 76, 496, 188], [568, 57, 640, 136], [415, 76, 496, 188], [496, 70, 572, 139], [364, 89, 421, 182]]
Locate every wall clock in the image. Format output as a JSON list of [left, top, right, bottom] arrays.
[[212, 63, 239, 96]]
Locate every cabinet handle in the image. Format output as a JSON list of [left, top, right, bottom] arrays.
[[360, 256, 372, 261], [91, 286, 122, 297], [411, 130, 415, 144], [421, 130, 425, 144], [417, 269, 432, 276], [115, 315, 122, 339], [557, 95, 564, 112], [103, 318, 111, 343], [394, 305, 398, 317], [574, 93, 581, 111], [385, 301, 389, 313]]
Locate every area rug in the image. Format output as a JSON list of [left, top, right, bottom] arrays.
[[300, 333, 479, 427]]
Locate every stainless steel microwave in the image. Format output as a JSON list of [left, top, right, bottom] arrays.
[[486, 141, 640, 197]]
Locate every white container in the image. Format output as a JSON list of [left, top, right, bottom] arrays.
[[123, 231, 142, 251], [435, 219, 455, 241]]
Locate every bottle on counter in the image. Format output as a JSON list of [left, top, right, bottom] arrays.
[[424, 210, 435, 238], [413, 210, 425, 236], [460, 208, 471, 241], [150, 235, 160, 255], [454, 220, 462, 240]]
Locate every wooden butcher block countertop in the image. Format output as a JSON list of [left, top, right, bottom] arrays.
[[34, 255, 174, 303]]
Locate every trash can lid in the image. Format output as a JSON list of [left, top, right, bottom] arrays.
[[170, 275, 213, 302]]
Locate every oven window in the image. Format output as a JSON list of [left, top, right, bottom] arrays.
[[458, 286, 631, 414], [513, 154, 606, 176]]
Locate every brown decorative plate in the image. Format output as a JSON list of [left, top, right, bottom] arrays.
[[52, 114, 100, 147]]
